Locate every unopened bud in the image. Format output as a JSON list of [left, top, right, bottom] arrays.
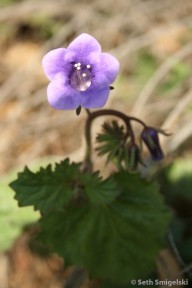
[[127, 143, 141, 172], [141, 127, 164, 161]]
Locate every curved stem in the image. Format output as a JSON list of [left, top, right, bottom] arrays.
[[85, 108, 91, 116], [84, 109, 147, 172], [129, 116, 147, 127]]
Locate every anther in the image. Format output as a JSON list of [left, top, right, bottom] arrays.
[[69, 62, 92, 91]]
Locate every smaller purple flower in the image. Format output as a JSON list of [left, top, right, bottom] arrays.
[[141, 127, 164, 161], [42, 33, 119, 110]]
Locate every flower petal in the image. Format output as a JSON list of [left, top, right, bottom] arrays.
[[67, 33, 101, 57], [92, 71, 110, 88], [96, 52, 120, 84], [42, 48, 66, 81], [81, 86, 110, 108], [47, 82, 80, 110]]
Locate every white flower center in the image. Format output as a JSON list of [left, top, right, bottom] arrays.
[[69, 62, 92, 92]]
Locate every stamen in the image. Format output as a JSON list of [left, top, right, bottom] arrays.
[[69, 62, 92, 91]]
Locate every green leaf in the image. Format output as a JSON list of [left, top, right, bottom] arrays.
[[96, 120, 127, 165], [81, 171, 120, 204], [10, 159, 82, 214], [10, 159, 119, 213], [38, 172, 171, 284]]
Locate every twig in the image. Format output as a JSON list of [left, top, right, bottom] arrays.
[[168, 231, 185, 268], [161, 85, 192, 130], [0, 0, 74, 23], [179, 263, 192, 277], [131, 41, 192, 116], [168, 231, 192, 278], [110, 15, 192, 59], [168, 119, 192, 153]]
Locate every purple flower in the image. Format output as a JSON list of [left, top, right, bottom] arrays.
[[141, 127, 164, 161], [42, 33, 119, 110]]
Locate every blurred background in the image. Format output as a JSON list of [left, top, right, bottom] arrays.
[[0, 0, 192, 287]]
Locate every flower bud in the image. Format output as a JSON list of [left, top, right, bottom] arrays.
[[126, 143, 141, 172], [141, 127, 164, 161]]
